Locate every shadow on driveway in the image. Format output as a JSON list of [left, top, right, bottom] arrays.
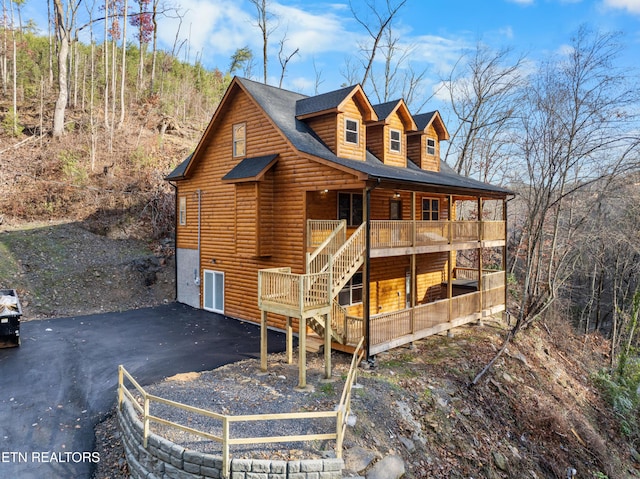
[[0, 302, 285, 479]]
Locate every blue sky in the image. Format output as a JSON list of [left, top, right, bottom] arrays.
[[24, 0, 640, 100]]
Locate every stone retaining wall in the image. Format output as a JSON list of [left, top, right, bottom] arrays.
[[117, 398, 344, 479]]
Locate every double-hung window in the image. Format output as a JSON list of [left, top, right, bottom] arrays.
[[233, 123, 246, 157], [390, 129, 401, 152], [338, 192, 363, 226], [426, 138, 436, 156], [179, 197, 187, 225], [345, 118, 359, 145], [422, 198, 439, 221]]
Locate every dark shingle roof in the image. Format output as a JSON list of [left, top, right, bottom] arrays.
[[295, 84, 357, 117], [165, 153, 192, 180], [413, 112, 436, 131], [167, 77, 511, 196], [239, 78, 510, 196], [372, 100, 401, 120], [221, 154, 278, 181]]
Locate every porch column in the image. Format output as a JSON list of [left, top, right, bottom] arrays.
[[503, 198, 508, 312], [477, 197, 483, 320], [411, 191, 416, 333], [324, 313, 332, 379], [260, 310, 268, 372], [364, 186, 371, 360], [447, 195, 453, 323], [298, 316, 307, 389], [286, 316, 293, 364]]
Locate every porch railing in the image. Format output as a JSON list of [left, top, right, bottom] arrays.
[[307, 220, 346, 249], [369, 220, 506, 249], [307, 220, 346, 275], [258, 267, 331, 313]]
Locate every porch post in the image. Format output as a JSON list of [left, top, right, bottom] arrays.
[[260, 310, 268, 372], [286, 316, 293, 364], [447, 195, 453, 323], [324, 313, 332, 379], [364, 187, 371, 360], [298, 315, 307, 389], [503, 198, 508, 313], [410, 192, 416, 333], [477, 197, 483, 321]]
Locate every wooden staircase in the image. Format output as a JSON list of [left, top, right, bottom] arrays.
[[257, 220, 365, 346], [306, 222, 366, 344]]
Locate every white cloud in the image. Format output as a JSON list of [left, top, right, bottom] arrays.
[[602, 0, 640, 14], [270, 3, 359, 57], [157, 0, 253, 63]]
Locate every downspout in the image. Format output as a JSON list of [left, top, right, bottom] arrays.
[[169, 181, 178, 301], [194, 189, 201, 286]]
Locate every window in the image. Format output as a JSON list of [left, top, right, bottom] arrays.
[[203, 270, 224, 313], [338, 192, 363, 226], [426, 138, 436, 156], [390, 129, 401, 152], [338, 271, 363, 306], [233, 123, 246, 157], [422, 198, 439, 221], [345, 118, 359, 144], [179, 196, 186, 225]]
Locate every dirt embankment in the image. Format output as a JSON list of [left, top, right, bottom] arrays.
[[0, 220, 175, 320]]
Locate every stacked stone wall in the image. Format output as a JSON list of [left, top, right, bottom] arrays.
[[117, 398, 344, 479]]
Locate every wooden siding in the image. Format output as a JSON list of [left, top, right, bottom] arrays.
[[235, 183, 257, 257], [306, 114, 337, 154], [336, 99, 367, 161], [407, 124, 441, 172], [176, 86, 368, 329]]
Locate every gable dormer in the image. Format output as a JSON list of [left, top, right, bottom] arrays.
[[367, 99, 417, 168], [407, 111, 449, 172], [296, 85, 377, 161]]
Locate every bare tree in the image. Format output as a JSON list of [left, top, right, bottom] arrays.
[[348, 0, 407, 88], [52, 0, 81, 138], [510, 26, 639, 333], [277, 33, 298, 88], [443, 43, 526, 182], [249, 0, 276, 84]]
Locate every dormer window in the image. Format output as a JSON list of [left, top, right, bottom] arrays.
[[233, 123, 246, 157], [426, 138, 436, 156], [345, 118, 359, 144], [390, 129, 401, 152]]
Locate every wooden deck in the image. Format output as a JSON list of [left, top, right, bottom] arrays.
[[370, 220, 505, 257]]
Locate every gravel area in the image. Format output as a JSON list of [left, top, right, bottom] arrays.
[[128, 351, 356, 461]]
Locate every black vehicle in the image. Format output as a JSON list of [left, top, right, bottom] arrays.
[[0, 289, 22, 347]]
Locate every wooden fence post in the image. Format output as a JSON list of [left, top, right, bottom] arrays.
[[222, 417, 230, 478]]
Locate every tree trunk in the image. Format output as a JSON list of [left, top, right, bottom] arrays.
[[118, 0, 127, 128], [52, 0, 70, 138]]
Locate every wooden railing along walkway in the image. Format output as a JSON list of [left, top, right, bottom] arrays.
[[117, 339, 365, 479]]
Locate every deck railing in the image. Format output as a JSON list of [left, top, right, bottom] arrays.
[[307, 220, 345, 249], [118, 339, 365, 479], [258, 267, 331, 313], [365, 274, 506, 354], [330, 223, 366, 296], [307, 220, 346, 275], [369, 220, 505, 250]]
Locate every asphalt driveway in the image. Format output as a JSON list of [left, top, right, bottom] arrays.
[[0, 303, 286, 479]]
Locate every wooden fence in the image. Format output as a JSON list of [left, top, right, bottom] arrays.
[[117, 339, 365, 479]]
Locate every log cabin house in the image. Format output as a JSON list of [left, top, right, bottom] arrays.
[[166, 77, 511, 377]]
